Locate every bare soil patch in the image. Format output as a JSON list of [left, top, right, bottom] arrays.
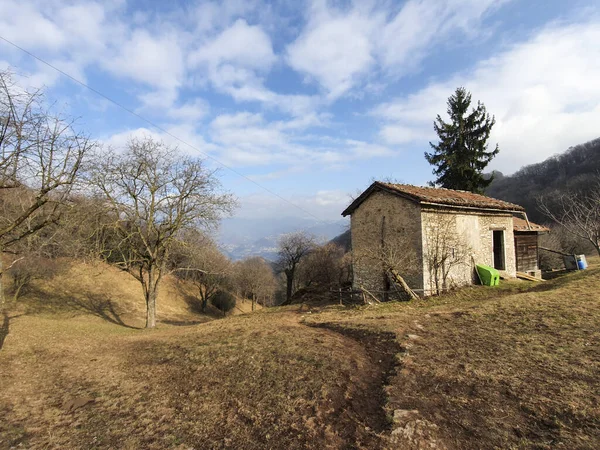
[[307, 323, 403, 446]]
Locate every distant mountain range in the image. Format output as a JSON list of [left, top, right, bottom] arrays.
[[217, 217, 348, 261]]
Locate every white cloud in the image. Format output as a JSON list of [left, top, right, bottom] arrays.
[[372, 20, 600, 173], [137, 90, 209, 123], [0, 0, 67, 51], [315, 189, 351, 207], [234, 190, 351, 222], [286, 9, 377, 99], [377, 0, 506, 72], [285, 0, 507, 98], [188, 19, 321, 116], [105, 29, 185, 90], [103, 127, 165, 150], [207, 111, 395, 169], [0, 0, 122, 90], [0, 0, 315, 120], [191, 0, 259, 33], [103, 125, 218, 162], [137, 89, 179, 112], [379, 124, 433, 145], [55, 2, 112, 55], [190, 19, 275, 70], [211, 111, 263, 129], [167, 98, 210, 122]]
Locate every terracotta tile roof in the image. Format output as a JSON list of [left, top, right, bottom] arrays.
[[513, 217, 550, 233], [342, 182, 525, 216]]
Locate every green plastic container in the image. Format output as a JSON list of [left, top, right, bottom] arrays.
[[476, 264, 500, 286]]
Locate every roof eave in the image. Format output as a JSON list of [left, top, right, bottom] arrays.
[[420, 201, 525, 213], [341, 182, 525, 216], [341, 182, 422, 216], [514, 228, 550, 234]]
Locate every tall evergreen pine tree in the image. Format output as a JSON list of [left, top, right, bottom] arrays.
[[425, 87, 499, 193]]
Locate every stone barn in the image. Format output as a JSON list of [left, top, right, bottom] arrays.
[[342, 182, 531, 297]]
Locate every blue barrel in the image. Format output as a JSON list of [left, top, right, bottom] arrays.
[[576, 255, 588, 270]]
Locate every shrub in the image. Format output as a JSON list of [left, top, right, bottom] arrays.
[[211, 290, 236, 316], [8, 257, 62, 302]]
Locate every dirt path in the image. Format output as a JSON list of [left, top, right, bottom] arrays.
[[307, 322, 403, 448], [274, 307, 412, 447]]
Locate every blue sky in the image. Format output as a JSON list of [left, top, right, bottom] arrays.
[[1, 0, 599, 223]]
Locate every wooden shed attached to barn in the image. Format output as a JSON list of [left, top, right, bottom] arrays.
[[513, 217, 549, 278]]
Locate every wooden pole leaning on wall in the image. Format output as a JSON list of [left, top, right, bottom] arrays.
[[389, 269, 419, 300]]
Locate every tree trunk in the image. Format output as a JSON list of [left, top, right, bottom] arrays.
[[146, 287, 156, 328], [13, 282, 24, 303], [200, 287, 207, 313], [0, 256, 5, 313], [144, 266, 163, 329], [146, 288, 157, 328], [252, 293, 255, 311], [285, 270, 293, 302]]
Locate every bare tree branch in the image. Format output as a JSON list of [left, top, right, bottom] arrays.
[[538, 180, 600, 256], [0, 70, 93, 309]]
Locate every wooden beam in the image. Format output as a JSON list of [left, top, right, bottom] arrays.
[[539, 246, 570, 256], [516, 272, 544, 282]]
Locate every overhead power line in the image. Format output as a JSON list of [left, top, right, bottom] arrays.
[[0, 34, 346, 227]]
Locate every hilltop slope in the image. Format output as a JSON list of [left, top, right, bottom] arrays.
[[486, 137, 600, 223], [12, 258, 254, 327], [1, 259, 598, 449]]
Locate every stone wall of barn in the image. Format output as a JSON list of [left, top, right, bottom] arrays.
[[350, 190, 424, 297], [420, 208, 516, 295]]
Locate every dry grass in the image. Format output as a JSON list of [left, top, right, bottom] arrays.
[[1, 258, 599, 449], [13, 258, 228, 327], [303, 261, 600, 449], [0, 312, 391, 449]]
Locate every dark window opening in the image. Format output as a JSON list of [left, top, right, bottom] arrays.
[[493, 230, 505, 270]]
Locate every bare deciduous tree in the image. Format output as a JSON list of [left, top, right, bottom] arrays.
[[353, 239, 419, 300], [173, 230, 232, 313], [36, 194, 118, 260], [0, 70, 92, 309], [276, 231, 315, 304], [297, 243, 349, 289], [92, 137, 235, 328], [539, 182, 600, 256], [8, 256, 60, 302], [423, 214, 471, 295], [235, 257, 276, 310]]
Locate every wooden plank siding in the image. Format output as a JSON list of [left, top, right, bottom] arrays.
[[514, 233, 539, 273]]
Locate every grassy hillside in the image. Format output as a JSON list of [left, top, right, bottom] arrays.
[[1, 260, 598, 449], [8, 258, 256, 327], [10, 259, 206, 327]]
